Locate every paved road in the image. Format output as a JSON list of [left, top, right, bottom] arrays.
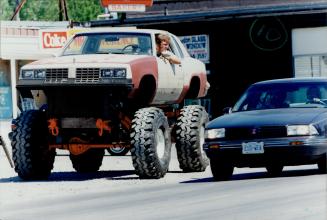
[[0, 147, 326, 220]]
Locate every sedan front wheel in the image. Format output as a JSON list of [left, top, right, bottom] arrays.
[[266, 164, 283, 177], [210, 159, 234, 181], [317, 155, 327, 174]]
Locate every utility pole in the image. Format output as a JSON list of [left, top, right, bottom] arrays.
[[10, 0, 27, 21], [59, 0, 69, 21]]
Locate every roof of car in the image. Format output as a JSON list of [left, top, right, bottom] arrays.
[[73, 27, 168, 35], [253, 77, 327, 86]]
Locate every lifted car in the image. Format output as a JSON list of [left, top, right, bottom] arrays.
[[11, 28, 210, 180], [204, 78, 327, 181]]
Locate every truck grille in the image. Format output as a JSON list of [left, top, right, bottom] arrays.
[[45, 68, 68, 83], [76, 68, 100, 83], [225, 126, 287, 140]]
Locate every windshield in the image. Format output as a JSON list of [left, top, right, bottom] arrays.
[[232, 82, 327, 112], [62, 33, 152, 56]]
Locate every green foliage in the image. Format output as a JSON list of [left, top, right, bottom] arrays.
[[0, 0, 104, 21], [20, 0, 59, 21], [67, 0, 103, 22], [0, 0, 15, 20]]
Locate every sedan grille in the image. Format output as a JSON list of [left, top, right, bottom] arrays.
[[45, 68, 68, 83], [76, 68, 100, 83], [225, 126, 287, 140]]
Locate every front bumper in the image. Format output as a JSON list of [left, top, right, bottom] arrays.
[[16, 79, 134, 117], [204, 136, 327, 167], [17, 78, 133, 89]]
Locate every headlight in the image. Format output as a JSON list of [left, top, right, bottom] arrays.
[[21, 70, 34, 79], [100, 68, 126, 78], [34, 69, 46, 78], [205, 128, 225, 139], [286, 125, 318, 136], [21, 69, 46, 79]]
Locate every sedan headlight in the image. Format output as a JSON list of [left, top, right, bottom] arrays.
[[100, 68, 126, 78], [21, 69, 46, 79], [286, 125, 318, 136], [205, 128, 225, 139]]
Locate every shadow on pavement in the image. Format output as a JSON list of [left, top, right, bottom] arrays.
[[0, 176, 21, 183], [180, 168, 323, 183], [50, 170, 137, 181], [0, 170, 137, 182], [167, 170, 184, 174]]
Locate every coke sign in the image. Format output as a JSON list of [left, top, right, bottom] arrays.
[[42, 31, 67, 49]]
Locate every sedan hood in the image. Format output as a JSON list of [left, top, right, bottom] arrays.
[[207, 108, 327, 129], [23, 54, 150, 68]]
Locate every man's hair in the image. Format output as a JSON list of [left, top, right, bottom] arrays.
[[156, 33, 170, 44]]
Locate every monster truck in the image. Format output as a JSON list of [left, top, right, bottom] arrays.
[[11, 28, 210, 180]]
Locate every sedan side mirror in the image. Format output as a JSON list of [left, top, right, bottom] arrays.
[[223, 107, 232, 114]]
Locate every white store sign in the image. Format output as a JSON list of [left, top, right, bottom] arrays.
[[179, 34, 210, 64], [108, 4, 146, 12]]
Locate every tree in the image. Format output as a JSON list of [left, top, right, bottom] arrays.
[[66, 0, 104, 22], [1, 0, 104, 22], [20, 0, 59, 21], [0, 0, 15, 20]]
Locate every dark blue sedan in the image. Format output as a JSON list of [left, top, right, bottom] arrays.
[[204, 78, 327, 180]]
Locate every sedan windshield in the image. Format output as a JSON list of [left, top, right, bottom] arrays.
[[233, 82, 327, 112], [62, 33, 152, 56]]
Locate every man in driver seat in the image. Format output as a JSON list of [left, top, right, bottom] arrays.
[[307, 86, 322, 103], [155, 33, 181, 64]]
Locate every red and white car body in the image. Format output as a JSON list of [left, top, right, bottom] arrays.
[[19, 28, 209, 107]]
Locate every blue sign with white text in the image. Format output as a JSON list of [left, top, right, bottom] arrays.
[[0, 86, 13, 119], [179, 34, 210, 64]]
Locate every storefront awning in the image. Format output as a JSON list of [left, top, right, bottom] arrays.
[[90, 2, 327, 27]]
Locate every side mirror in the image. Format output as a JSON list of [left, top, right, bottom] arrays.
[[223, 107, 232, 114]]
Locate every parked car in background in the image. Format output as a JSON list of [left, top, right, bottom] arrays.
[[204, 78, 327, 181]]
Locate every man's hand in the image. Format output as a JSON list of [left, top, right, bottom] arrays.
[[159, 50, 181, 64], [161, 50, 171, 58]]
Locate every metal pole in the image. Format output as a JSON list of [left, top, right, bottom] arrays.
[[59, 0, 69, 21], [0, 136, 14, 168], [10, 59, 18, 119], [10, 0, 27, 21]]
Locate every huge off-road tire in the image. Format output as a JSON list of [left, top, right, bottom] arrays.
[[70, 149, 105, 173], [11, 110, 55, 180], [130, 107, 172, 179], [175, 105, 209, 172]]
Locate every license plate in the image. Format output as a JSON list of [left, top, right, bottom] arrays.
[[242, 142, 264, 154]]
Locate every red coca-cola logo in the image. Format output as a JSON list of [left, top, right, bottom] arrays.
[[42, 31, 67, 49]]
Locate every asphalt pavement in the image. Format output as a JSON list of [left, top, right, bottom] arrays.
[[1, 144, 327, 220]]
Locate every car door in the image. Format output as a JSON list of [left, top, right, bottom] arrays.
[[152, 33, 184, 104]]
